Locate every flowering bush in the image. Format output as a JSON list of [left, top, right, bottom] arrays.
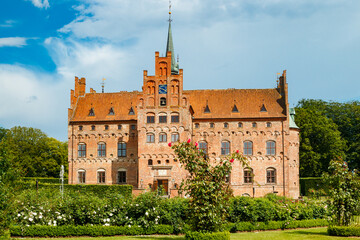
[[171, 140, 248, 232]]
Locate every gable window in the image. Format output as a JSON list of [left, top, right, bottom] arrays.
[[171, 113, 179, 123], [221, 141, 230, 155], [243, 141, 253, 156], [244, 168, 253, 183], [171, 133, 179, 142], [195, 123, 200, 129], [159, 115, 167, 123], [267, 168, 276, 184], [198, 141, 208, 154], [118, 125, 122, 130], [266, 141, 276, 155], [78, 143, 86, 157], [252, 122, 257, 128], [159, 133, 167, 142], [91, 125, 95, 131], [97, 169, 106, 184], [147, 133, 155, 143], [118, 142, 126, 157], [108, 107, 115, 115], [210, 123, 214, 128], [89, 108, 95, 116], [224, 122, 229, 128], [105, 125, 109, 130], [238, 122, 243, 128], [160, 97, 167, 106], [117, 170, 126, 184], [79, 125, 83, 131], [78, 170, 86, 184], [266, 122, 272, 128], [97, 142, 106, 157]]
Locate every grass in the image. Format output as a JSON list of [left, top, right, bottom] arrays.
[[20, 228, 357, 240]]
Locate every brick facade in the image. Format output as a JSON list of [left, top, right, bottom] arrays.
[[68, 21, 300, 199]]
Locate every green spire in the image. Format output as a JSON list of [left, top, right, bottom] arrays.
[[166, 4, 179, 74]]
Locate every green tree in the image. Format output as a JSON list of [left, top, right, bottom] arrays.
[[171, 140, 248, 233], [295, 107, 346, 177], [323, 159, 360, 226], [0, 146, 19, 237], [0, 126, 67, 178]]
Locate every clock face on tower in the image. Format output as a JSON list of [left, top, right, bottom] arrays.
[[159, 84, 167, 94]]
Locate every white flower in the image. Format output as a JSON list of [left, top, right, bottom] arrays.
[[104, 223, 110, 226], [136, 204, 139, 207], [17, 214, 21, 217], [39, 216, 43, 219], [29, 218, 33, 222], [48, 221, 52, 225], [109, 213, 113, 216], [125, 216, 128, 219], [107, 218, 110, 222], [153, 207, 155, 211], [145, 212, 148, 216], [128, 225, 131, 228], [33, 212, 37, 216], [57, 216, 62, 220]]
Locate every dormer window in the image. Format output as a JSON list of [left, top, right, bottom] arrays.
[[260, 104, 267, 112], [160, 97, 167, 106], [204, 105, 211, 113], [89, 108, 95, 116], [108, 107, 115, 115], [129, 107, 135, 115], [232, 104, 239, 113]]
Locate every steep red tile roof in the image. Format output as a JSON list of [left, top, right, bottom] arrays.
[[184, 88, 285, 119], [70, 92, 139, 122]]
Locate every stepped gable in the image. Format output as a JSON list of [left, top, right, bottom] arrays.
[[70, 91, 139, 122], [185, 88, 285, 119]]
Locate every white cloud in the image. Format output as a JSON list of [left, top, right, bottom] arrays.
[[0, 20, 16, 28], [30, 0, 50, 9], [0, 37, 27, 47]]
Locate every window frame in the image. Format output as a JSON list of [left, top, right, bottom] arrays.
[[243, 141, 253, 156], [97, 142, 106, 157], [266, 168, 276, 184], [97, 169, 106, 184], [266, 141, 276, 155], [147, 115, 155, 123], [243, 168, 253, 184], [78, 143, 86, 158], [171, 133, 179, 142], [117, 142, 127, 157], [78, 169, 86, 184], [117, 170, 127, 184], [221, 141, 230, 155], [171, 114, 179, 123], [198, 141, 208, 154], [147, 133, 155, 143], [159, 115, 167, 123], [159, 133, 167, 142]]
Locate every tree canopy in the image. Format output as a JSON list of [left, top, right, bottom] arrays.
[[0, 126, 67, 178], [296, 99, 360, 176]]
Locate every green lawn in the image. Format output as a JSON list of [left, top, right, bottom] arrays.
[[21, 228, 359, 240]]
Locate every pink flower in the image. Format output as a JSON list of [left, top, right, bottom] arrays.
[[236, 150, 239, 153], [195, 142, 198, 147], [187, 139, 191, 143], [168, 142, 172, 147], [230, 159, 234, 163]]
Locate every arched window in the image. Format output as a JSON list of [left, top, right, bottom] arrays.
[[244, 168, 253, 183], [118, 142, 126, 157], [148, 159, 153, 166], [171, 133, 179, 142], [266, 168, 276, 184], [171, 112, 179, 123], [221, 141, 230, 155], [97, 169, 106, 184], [147, 112, 155, 123], [97, 142, 106, 157], [159, 133, 167, 142], [224, 122, 229, 128], [117, 169, 126, 184], [243, 141, 253, 156], [159, 113, 167, 123], [198, 141, 208, 154], [266, 141, 276, 155], [78, 143, 86, 157], [252, 122, 257, 128], [238, 122, 243, 128], [78, 169, 86, 184], [147, 133, 155, 143], [266, 122, 272, 128]]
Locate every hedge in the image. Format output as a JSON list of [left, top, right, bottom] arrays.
[[228, 219, 329, 232], [328, 225, 360, 237], [299, 177, 328, 196], [10, 219, 329, 237], [10, 224, 173, 237], [17, 182, 133, 197], [185, 231, 230, 240], [21, 177, 69, 184]]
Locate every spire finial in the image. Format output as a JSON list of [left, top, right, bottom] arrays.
[[168, 0, 172, 22]]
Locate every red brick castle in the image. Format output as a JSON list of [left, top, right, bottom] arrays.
[[68, 11, 300, 198]]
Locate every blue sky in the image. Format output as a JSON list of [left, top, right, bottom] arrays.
[[1, 0, 360, 141]]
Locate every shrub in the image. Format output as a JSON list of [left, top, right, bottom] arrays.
[[10, 224, 174, 237], [185, 231, 230, 240], [300, 177, 328, 196], [21, 177, 68, 184], [328, 225, 360, 237]]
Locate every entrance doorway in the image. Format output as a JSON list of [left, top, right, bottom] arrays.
[[153, 179, 168, 195]]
